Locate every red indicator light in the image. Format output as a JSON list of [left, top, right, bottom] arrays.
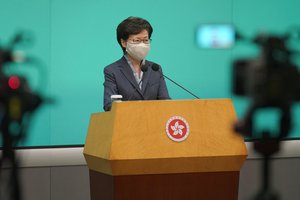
[[8, 76, 21, 89]]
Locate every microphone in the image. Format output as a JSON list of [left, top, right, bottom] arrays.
[[152, 64, 200, 99], [141, 64, 148, 72], [141, 60, 148, 72]]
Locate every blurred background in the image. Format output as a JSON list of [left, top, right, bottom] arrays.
[[1, 0, 299, 147]]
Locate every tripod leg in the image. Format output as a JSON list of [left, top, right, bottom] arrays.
[[1, 129, 21, 200]]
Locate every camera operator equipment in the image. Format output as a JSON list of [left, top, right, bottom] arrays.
[[232, 29, 300, 200], [0, 32, 45, 200]]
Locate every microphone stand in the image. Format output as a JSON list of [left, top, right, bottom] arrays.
[[162, 74, 200, 99], [150, 63, 200, 99]]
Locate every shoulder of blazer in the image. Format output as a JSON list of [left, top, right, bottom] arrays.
[[104, 56, 127, 71]]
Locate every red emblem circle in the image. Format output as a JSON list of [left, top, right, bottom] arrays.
[[165, 116, 190, 142]]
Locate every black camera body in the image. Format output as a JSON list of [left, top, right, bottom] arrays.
[[0, 75, 42, 120], [232, 33, 300, 139], [233, 34, 300, 106], [0, 33, 44, 144]]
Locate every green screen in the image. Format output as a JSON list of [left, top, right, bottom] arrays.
[[0, 0, 299, 147]]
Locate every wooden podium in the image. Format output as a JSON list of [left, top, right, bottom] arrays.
[[83, 99, 247, 200]]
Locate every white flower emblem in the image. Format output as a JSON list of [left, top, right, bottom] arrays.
[[171, 121, 185, 136], [165, 116, 190, 142]]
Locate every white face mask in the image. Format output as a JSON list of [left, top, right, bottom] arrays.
[[126, 42, 150, 61]]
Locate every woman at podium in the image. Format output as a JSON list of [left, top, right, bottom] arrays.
[[103, 16, 170, 111]]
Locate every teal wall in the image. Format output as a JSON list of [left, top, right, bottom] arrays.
[[1, 0, 299, 146]]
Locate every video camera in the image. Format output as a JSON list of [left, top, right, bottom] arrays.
[[0, 31, 54, 200], [0, 32, 43, 145], [232, 30, 300, 139]]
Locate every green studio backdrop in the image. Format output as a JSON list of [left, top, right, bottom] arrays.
[[0, 0, 299, 147]]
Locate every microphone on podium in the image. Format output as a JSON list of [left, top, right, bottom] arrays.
[[141, 63, 148, 72], [151, 63, 200, 99], [141, 59, 148, 72]]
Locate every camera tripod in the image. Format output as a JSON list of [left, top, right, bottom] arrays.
[[235, 102, 292, 200], [252, 133, 280, 200], [0, 120, 22, 200]]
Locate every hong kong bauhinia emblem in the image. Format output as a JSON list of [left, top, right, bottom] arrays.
[[165, 116, 190, 142]]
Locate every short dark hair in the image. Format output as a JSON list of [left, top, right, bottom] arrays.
[[116, 16, 153, 53]]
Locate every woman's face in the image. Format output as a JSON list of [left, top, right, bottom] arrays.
[[121, 29, 149, 48]]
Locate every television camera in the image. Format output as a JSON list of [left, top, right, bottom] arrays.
[[0, 32, 47, 200], [232, 29, 300, 200]]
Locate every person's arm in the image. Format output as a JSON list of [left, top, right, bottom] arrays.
[[103, 67, 118, 111]]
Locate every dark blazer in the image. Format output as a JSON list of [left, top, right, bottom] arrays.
[[103, 56, 170, 111]]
